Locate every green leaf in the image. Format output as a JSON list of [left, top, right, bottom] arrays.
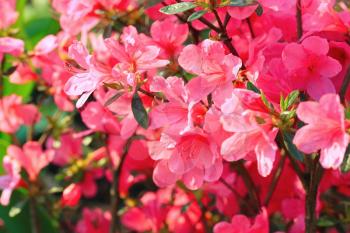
[[282, 132, 304, 161], [285, 90, 299, 110], [246, 81, 260, 94], [187, 10, 207, 22], [260, 91, 274, 111], [317, 216, 336, 227], [280, 94, 286, 111], [160, 2, 196, 15], [255, 4, 263, 16], [224, 0, 258, 7], [142, 0, 163, 8], [341, 145, 350, 173], [132, 91, 149, 129], [104, 92, 124, 107], [9, 199, 28, 218]]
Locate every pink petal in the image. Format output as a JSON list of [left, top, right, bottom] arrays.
[[221, 133, 252, 161], [318, 56, 342, 78], [153, 160, 179, 187], [178, 44, 202, 75], [282, 43, 307, 71], [68, 41, 89, 69], [320, 134, 349, 169], [182, 167, 204, 190], [302, 36, 329, 55], [307, 77, 336, 100]]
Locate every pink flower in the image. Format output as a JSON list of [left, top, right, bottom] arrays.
[[80, 101, 120, 134], [105, 26, 169, 87], [150, 17, 189, 58], [0, 156, 21, 206], [0, 37, 24, 62], [293, 94, 349, 169], [61, 183, 82, 207], [213, 208, 269, 233], [0, 0, 18, 29], [75, 208, 111, 233], [0, 94, 40, 134], [46, 132, 82, 166], [64, 41, 109, 108], [178, 39, 242, 106], [282, 36, 342, 100], [7, 141, 54, 181], [122, 189, 170, 232], [220, 90, 278, 177], [150, 129, 223, 190]]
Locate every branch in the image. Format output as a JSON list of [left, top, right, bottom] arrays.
[[340, 66, 350, 103], [109, 136, 133, 233], [305, 155, 323, 233], [233, 160, 261, 213], [296, 0, 303, 39], [263, 154, 286, 206]]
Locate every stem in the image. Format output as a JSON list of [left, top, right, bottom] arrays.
[[246, 18, 256, 38], [340, 66, 350, 103], [305, 156, 323, 233], [296, 0, 303, 39], [233, 160, 261, 213], [0, 56, 6, 97], [212, 9, 246, 69], [29, 196, 41, 233], [263, 154, 286, 206], [109, 136, 133, 233]]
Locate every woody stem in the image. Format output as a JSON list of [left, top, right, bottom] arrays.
[[305, 155, 323, 233]]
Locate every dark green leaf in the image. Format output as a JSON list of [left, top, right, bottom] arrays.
[[103, 24, 113, 39], [187, 10, 207, 22], [283, 132, 304, 161], [160, 2, 196, 15], [246, 81, 260, 94], [104, 92, 124, 107], [132, 91, 149, 129], [3, 66, 18, 76], [255, 4, 263, 16]]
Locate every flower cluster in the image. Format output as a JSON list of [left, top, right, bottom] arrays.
[[0, 0, 350, 233]]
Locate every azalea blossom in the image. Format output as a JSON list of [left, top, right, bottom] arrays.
[[293, 94, 349, 169], [7, 142, 54, 181]]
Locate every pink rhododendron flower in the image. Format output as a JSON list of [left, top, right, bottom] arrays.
[[122, 189, 170, 232], [46, 132, 82, 166], [61, 183, 82, 207], [220, 89, 278, 177], [76, 208, 111, 233], [0, 37, 24, 62], [0, 156, 21, 206], [105, 26, 169, 87], [150, 17, 189, 58], [178, 39, 242, 106], [0, 0, 18, 29], [282, 36, 342, 100], [7, 142, 54, 181], [0, 94, 40, 133], [293, 94, 349, 169], [213, 208, 269, 233], [64, 41, 110, 108], [150, 129, 223, 190]]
